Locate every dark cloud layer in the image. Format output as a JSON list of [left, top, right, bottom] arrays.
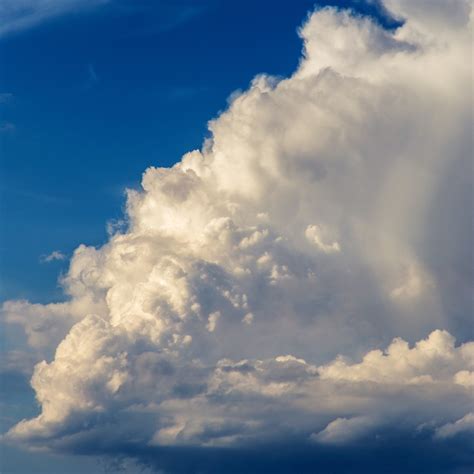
[[82, 436, 474, 474]]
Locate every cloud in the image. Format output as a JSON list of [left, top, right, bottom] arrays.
[[39, 250, 67, 263], [435, 413, 474, 439], [1, 0, 473, 471], [310, 416, 378, 444], [0, 0, 109, 37], [0, 350, 38, 377], [0, 1, 207, 39]]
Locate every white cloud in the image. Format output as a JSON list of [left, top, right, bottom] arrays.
[[305, 224, 340, 253], [40, 250, 67, 263], [318, 329, 474, 385], [7, 329, 472, 449], [2, 289, 106, 352], [1, 0, 473, 463]]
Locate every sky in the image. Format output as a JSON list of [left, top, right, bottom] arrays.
[[0, 1, 473, 473]]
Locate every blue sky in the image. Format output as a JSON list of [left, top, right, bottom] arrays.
[[1, 1, 472, 473]]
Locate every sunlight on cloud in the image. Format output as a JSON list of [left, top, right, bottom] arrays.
[[1, 0, 473, 466]]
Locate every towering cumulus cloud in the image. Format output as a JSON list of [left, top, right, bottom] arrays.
[[2, 0, 473, 471]]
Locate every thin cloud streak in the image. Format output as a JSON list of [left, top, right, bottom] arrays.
[[0, 0, 109, 38]]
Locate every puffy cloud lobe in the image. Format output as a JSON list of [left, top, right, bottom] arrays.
[[2, 0, 473, 468], [7, 330, 474, 450], [318, 329, 474, 385], [2, 295, 104, 352]]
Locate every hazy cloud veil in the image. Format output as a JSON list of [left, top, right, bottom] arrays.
[[2, 0, 473, 471]]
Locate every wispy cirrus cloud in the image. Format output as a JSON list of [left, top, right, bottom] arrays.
[[0, 0, 208, 39], [0, 0, 109, 38]]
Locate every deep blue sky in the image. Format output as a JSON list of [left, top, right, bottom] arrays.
[[0, 1, 397, 472]]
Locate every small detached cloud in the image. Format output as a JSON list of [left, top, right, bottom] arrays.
[[39, 250, 66, 263]]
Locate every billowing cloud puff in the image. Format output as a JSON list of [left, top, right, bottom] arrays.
[[2, 0, 473, 471]]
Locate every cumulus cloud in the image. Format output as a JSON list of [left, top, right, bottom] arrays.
[[1, 0, 473, 471]]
